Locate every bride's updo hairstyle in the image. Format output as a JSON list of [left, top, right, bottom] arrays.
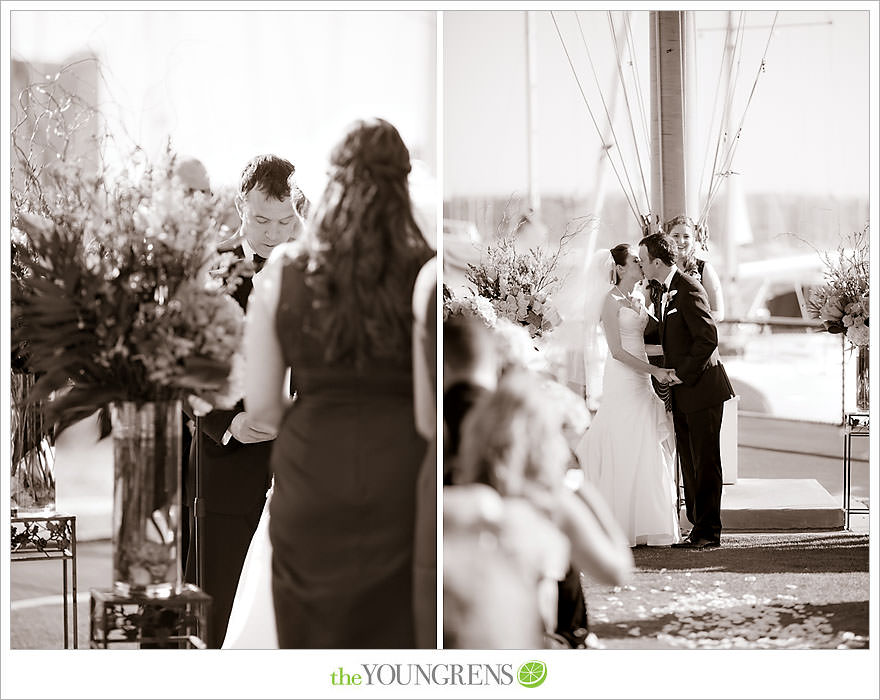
[[300, 118, 433, 367], [609, 243, 631, 284]]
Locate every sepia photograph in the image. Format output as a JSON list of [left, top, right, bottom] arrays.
[[2, 3, 878, 700], [6, 7, 437, 654], [442, 8, 872, 653]]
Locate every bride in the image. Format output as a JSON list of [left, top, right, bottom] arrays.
[[574, 244, 681, 547], [221, 483, 277, 648]]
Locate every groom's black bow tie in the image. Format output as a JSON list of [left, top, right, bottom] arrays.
[[252, 253, 268, 271], [648, 280, 667, 309]]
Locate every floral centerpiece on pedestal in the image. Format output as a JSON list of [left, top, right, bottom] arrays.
[[807, 224, 870, 410], [444, 209, 589, 340], [12, 83, 245, 592], [12, 148, 246, 421], [442, 211, 592, 443], [464, 233, 563, 339]]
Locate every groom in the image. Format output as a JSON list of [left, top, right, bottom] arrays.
[[638, 232, 735, 549], [185, 154, 309, 646]]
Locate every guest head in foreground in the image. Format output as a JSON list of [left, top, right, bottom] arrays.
[[455, 369, 570, 497]]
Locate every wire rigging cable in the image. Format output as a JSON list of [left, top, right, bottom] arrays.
[[623, 11, 652, 162], [703, 11, 746, 225], [699, 11, 778, 227], [607, 10, 652, 212], [697, 16, 736, 208], [550, 10, 642, 224], [573, 11, 647, 216]]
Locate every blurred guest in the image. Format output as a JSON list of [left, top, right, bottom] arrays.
[[174, 156, 212, 196], [444, 369, 633, 648], [442, 314, 499, 484], [443, 483, 547, 649]]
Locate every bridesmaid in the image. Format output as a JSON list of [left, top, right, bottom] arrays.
[[244, 118, 434, 648]]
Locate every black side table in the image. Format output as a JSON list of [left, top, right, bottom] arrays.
[[843, 412, 869, 529], [89, 584, 211, 649], [11, 513, 78, 648]]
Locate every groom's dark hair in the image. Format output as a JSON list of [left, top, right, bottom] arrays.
[[239, 154, 296, 201], [639, 232, 677, 267], [239, 154, 310, 219]]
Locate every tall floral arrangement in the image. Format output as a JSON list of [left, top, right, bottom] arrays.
[[12, 151, 245, 432], [447, 210, 587, 339], [11, 68, 245, 434], [465, 235, 562, 338], [807, 225, 870, 348]]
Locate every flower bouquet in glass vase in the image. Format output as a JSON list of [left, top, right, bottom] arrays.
[[11, 233, 56, 516], [807, 225, 870, 412], [12, 143, 246, 597]]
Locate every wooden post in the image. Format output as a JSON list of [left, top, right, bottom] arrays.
[[650, 10, 688, 223]]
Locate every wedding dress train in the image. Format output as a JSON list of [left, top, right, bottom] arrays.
[[575, 305, 680, 547], [221, 486, 278, 649]]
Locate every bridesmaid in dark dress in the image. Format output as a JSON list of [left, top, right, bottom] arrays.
[[244, 118, 434, 648]]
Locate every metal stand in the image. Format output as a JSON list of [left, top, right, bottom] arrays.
[[843, 412, 869, 530], [193, 415, 204, 588], [11, 513, 78, 648], [89, 584, 211, 649]]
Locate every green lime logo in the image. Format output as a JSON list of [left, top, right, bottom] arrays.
[[517, 660, 547, 688]]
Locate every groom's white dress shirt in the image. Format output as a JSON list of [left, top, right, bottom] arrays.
[[660, 266, 679, 320]]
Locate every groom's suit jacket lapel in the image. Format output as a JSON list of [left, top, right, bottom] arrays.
[[183, 231, 273, 517], [659, 271, 681, 342], [661, 271, 734, 413]]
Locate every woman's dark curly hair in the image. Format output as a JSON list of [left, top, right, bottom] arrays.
[[297, 118, 433, 366]]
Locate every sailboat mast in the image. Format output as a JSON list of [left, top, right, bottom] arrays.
[[650, 10, 697, 224], [525, 10, 540, 213]]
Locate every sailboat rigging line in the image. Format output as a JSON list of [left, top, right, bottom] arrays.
[[700, 11, 779, 226], [607, 10, 652, 211], [549, 10, 642, 224], [678, 12, 688, 214], [573, 10, 647, 215], [706, 12, 744, 212], [623, 11, 653, 162], [701, 11, 748, 225], [698, 14, 734, 209]]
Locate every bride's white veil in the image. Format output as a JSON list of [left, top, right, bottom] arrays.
[[581, 250, 615, 410], [543, 246, 614, 409]]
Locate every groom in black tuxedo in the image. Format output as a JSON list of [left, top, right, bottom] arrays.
[[184, 154, 309, 646], [638, 233, 735, 549]]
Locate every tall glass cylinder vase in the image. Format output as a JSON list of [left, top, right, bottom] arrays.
[[856, 344, 869, 412], [10, 371, 56, 516], [110, 400, 182, 598]]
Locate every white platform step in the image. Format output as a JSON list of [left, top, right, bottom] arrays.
[[681, 478, 845, 532]]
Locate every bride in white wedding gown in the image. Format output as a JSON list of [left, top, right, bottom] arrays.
[[222, 484, 277, 648], [574, 244, 680, 547]]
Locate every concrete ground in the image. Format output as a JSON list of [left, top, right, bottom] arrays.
[[7, 414, 872, 650]]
